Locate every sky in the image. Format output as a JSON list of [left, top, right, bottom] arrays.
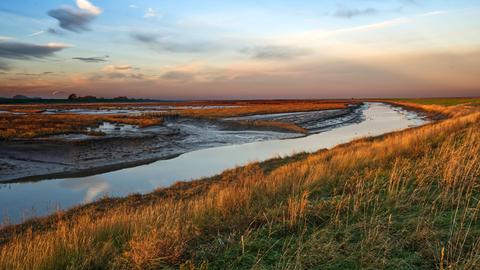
[[0, 0, 479, 99]]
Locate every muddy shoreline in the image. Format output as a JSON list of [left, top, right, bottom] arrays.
[[0, 105, 363, 183]]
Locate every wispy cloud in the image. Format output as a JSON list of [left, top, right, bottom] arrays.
[[48, 0, 102, 33], [417, 10, 450, 17], [334, 7, 377, 19], [241, 45, 310, 60], [131, 32, 217, 53], [72, 55, 109, 63], [28, 30, 45, 37], [144, 8, 158, 18], [15, 71, 56, 76], [323, 17, 410, 35], [103, 64, 133, 72], [161, 71, 195, 81], [47, 28, 65, 35]]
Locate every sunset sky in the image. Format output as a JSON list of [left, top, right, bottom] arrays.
[[0, 0, 479, 99]]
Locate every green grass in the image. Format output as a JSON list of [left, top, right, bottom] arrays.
[[394, 97, 480, 106]]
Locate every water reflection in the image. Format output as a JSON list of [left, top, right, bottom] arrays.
[[0, 103, 428, 224], [59, 177, 111, 203]]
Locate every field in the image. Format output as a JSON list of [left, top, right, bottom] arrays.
[[0, 100, 350, 139], [0, 100, 479, 269], [393, 97, 480, 106]]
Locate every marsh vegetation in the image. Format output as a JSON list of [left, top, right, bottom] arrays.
[[0, 100, 478, 269]]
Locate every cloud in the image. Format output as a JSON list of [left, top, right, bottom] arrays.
[[129, 5, 137, 9], [52, 90, 67, 96], [92, 64, 144, 80], [28, 30, 45, 37], [76, 0, 101, 15], [241, 45, 309, 60], [15, 71, 56, 76], [48, 0, 102, 33], [399, 0, 418, 5], [335, 7, 377, 18], [47, 28, 65, 35], [144, 8, 158, 18], [131, 33, 216, 53], [72, 55, 109, 63], [93, 72, 144, 80], [161, 71, 195, 81], [418, 10, 449, 17], [102, 64, 133, 72], [0, 41, 68, 60], [0, 61, 10, 70]]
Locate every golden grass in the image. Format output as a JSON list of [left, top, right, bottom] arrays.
[[388, 100, 476, 118], [179, 102, 349, 118], [394, 97, 480, 106], [0, 103, 479, 269], [234, 120, 308, 134], [0, 114, 163, 139], [0, 100, 350, 114]]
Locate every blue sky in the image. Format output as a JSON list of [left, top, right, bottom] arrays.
[[0, 0, 479, 99]]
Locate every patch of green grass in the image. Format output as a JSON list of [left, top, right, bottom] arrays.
[[394, 98, 480, 106]]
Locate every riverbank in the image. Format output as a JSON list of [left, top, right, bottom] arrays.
[[0, 101, 478, 269]]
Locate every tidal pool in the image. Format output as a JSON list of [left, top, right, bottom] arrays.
[[0, 103, 427, 225]]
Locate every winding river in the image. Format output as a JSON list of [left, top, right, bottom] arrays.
[[0, 103, 427, 225]]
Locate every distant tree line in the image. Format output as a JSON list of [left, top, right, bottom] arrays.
[[68, 94, 130, 101], [0, 94, 159, 104]]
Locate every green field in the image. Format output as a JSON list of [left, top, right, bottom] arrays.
[[394, 97, 480, 106]]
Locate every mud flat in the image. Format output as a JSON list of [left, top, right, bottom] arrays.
[[0, 105, 362, 183]]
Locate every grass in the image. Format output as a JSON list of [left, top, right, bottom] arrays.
[[0, 102, 479, 269], [392, 97, 480, 106], [0, 114, 163, 139], [0, 100, 351, 139], [234, 120, 308, 134], [178, 101, 350, 118], [0, 100, 351, 114]]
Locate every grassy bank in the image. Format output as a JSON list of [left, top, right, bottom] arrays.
[[394, 97, 480, 106], [1, 102, 479, 269]]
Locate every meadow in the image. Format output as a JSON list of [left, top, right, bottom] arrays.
[[393, 97, 480, 107], [0, 99, 478, 269]]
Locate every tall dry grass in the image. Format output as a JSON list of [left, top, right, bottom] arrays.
[[179, 102, 349, 118], [0, 114, 163, 139], [0, 107, 479, 269]]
